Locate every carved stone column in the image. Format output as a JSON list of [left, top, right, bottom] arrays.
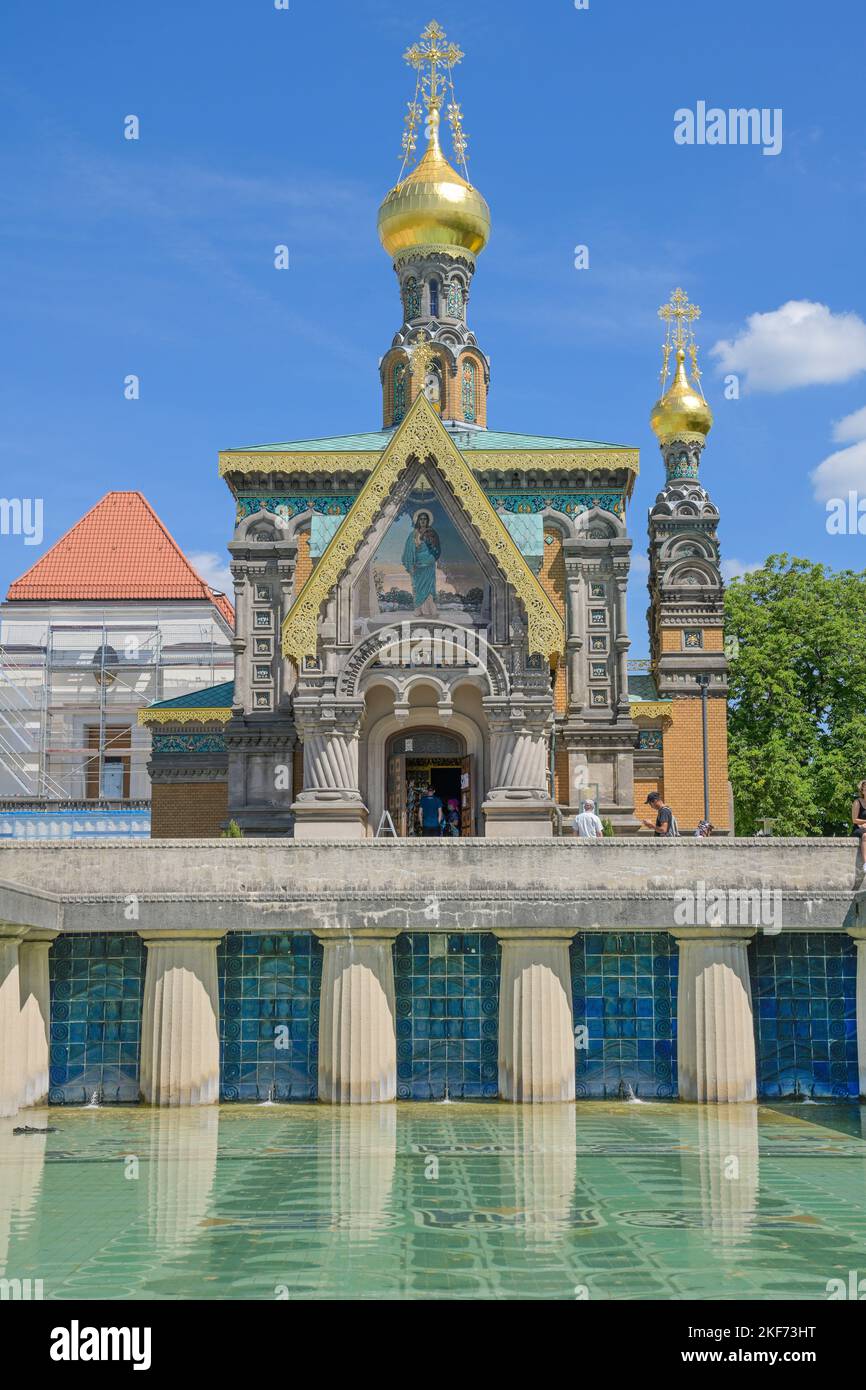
[[315, 930, 398, 1103], [19, 929, 57, 1107], [139, 930, 225, 1106], [482, 697, 555, 838], [0, 926, 25, 1118], [292, 694, 368, 840], [496, 930, 576, 1101], [672, 928, 757, 1103]]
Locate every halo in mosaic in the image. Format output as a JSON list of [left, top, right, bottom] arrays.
[[394, 932, 500, 1100], [217, 933, 323, 1101], [571, 932, 678, 1099], [48, 933, 145, 1104]]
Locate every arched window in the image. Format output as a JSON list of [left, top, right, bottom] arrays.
[[462, 359, 477, 423], [404, 277, 421, 319], [429, 279, 439, 317], [393, 360, 407, 424], [447, 280, 463, 318]]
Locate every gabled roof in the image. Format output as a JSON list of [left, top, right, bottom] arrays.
[[225, 428, 635, 454], [7, 491, 235, 629], [280, 393, 565, 664]]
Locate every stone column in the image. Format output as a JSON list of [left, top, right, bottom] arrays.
[[849, 929, 866, 1097], [19, 929, 57, 1108], [139, 930, 225, 1106], [293, 695, 369, 840], [672, 928, 757, 1103], [0, 926, 25, 1118], [483, 699, 555, 838], [496, 930, 576, 1102], [315, 930, 398, 1103]]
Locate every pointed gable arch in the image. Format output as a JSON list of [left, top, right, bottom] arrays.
[[281, 393, 564, 664]]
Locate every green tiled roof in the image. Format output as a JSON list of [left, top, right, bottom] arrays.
[[148, 681, 235, 711], [628, 673, 670, 703], [226, 429, 634, 453]]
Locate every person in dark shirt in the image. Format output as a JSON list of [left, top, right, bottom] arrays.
[[419, 786, 444, 837], [640, 791, 673, 836]]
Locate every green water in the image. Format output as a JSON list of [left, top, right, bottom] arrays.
[[2, 1102, 866, 1300]]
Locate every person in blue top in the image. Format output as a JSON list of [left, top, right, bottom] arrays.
[[418, 785, 444, 837]]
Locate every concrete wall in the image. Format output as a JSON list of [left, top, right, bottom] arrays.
[[0, 839, 862, 936]]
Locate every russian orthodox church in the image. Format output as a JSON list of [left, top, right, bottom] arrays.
[[143, 22, 730, 839]]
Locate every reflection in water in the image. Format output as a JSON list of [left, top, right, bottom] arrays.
[[319, 1104, 396, 1240], [1, 1102, 865, 1300], [696, 1104, 759, 1247], [506, 1104, 577, 1245], [0, 1118, 47, 1271], [147, 1108, 220, 1250]]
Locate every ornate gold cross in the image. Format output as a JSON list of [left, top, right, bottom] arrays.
[[658, 287, 704, 389]]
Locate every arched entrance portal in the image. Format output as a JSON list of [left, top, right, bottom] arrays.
[[385, 727, 470, 837]]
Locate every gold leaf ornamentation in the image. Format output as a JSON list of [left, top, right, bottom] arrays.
[[280, 394, 565, 664]]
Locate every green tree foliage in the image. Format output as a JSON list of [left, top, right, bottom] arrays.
[[725, 555, 866, 836]]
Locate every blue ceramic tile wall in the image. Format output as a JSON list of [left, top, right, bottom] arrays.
[[751, 932, 858, 1098], [571, 932, 678, 1098], [48, 933, 145, 1104], [218, 932, 322, 1101], [395, 932, 499, 1099]]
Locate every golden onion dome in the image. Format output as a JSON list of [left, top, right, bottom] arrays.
[[378, 125, 491, 262], [650, 348, 713, 443]]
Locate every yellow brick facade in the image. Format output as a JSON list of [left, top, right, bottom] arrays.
[[151, 781, 229, 838], [660, 697, 729, 831]]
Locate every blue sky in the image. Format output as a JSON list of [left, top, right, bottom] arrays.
[[1, 0, 864, 655]]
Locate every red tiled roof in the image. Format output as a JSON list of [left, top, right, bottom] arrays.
[[6, 491, 235, 629]]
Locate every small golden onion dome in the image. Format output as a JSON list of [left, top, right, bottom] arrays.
[[650, 348, 713, 443], [378, 125, 491, 261]]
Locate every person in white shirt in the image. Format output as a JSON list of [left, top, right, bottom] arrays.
[[573, 799, 604, 839]]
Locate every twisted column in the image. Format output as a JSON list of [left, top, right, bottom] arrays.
[[315, 930, 398, 1104], [672, 928, 757, 1103], [139, 930, 225, 1106], [19, 930, 57, 1107], [0, 926, 25, 1118], [496, 930, 576, 1102], [293, 695, 368, 839]]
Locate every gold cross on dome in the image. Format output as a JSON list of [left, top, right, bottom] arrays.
[[398, 21, 470, 177], [657, 287, 704, 389], [404, 21, 464, 113]]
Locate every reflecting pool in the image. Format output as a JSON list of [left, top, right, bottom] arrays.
[[2, 1102, 866, 1299]]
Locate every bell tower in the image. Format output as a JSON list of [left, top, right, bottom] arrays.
[[377, 21, 491, 430]]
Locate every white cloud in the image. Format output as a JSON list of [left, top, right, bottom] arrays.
[[832, 404, 866, 443], [721, 558, 761, 582], [188, 551, 233, 596], [630, 551, 650, 575], [710, 301, 866, 392], [811, 442, 866, 501], [810, 405, 866, 500]]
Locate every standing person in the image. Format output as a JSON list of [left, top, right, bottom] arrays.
[[852, 780, 866, 854], [573, 798, 604, 839], [640, 791, 677, 837], [445, 798, 461, 837], [418, 785, 444, 838], [694, 820, 714, 838]]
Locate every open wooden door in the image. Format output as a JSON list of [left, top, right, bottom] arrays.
[[388, 754, 408, 836], [460, 756, 472, 837]]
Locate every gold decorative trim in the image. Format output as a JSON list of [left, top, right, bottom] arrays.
[[280, 394, 565, 664], [138, 708, 232, 726], [630, 702, 674, 721], [218, 448, 640, 479]]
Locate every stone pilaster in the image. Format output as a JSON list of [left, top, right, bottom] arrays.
[[139, 930, 225, 1106], [849, 929, 866, 1097], [19, 930, 57, 1108], [315, 930, 398, 1103], [293, 695, 369, 840], [0, 926, 25, 1118], [495, 930, 576, 1102], [672, 928, 757, 1103]]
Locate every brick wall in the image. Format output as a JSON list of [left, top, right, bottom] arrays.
[[151, 781, 228, 838], [660, 697, 729, 831]]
